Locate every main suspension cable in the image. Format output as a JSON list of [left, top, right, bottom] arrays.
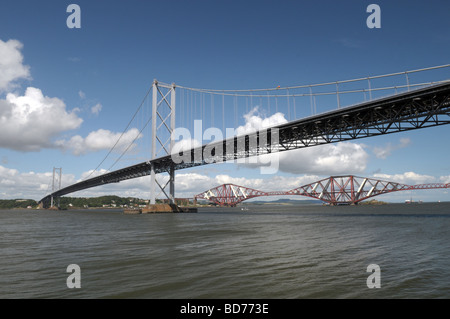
[[83, 85, 152, 181]]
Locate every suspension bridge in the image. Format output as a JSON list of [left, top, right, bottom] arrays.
[[39, 65, 450, 209], [194, 175, 450, 206]]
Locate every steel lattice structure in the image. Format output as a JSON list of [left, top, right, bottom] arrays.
[[291, 176, 410, 205], [195, 175, 450, 206], [194, 184, 290, 207]]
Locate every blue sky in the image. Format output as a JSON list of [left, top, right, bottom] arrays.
[[1, 0, 450, 202]]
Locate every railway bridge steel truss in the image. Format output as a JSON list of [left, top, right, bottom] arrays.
[[195, 176, 450, 206]]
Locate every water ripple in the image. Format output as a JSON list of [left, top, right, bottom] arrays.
[[1, 203, 450, 298]]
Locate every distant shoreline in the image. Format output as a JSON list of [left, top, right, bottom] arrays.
[[1, 197, 447, 210]]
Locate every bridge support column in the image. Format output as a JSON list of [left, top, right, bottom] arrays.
[[150, 80, 176, 205], [150, 163, 156, 205], [169, 163, 175, 203], [51, 167, 62, 208]]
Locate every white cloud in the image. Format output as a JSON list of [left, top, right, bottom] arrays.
[[90, 103, 102, 115], [0, 165, 76, 200], [440, 175, 450, 184], [234, 108, 369, 175], [79, 168, 110, 181], [73, 171, 321, 200], [0, 39, 85, 152], [175, 172, 215, 194], [235, 107, 287, 136], [70, 170, 450, 203], [0, 87, 83, 151], [372, 171, 436, 185], [278, 142, 368, 175], [56, 128, 142, 155], [372, 138, 411, 159], [213, 173, 319, 192], [2, 164, 448, 202], [0, 38, 133, 157], [0, 39, 31, 92]]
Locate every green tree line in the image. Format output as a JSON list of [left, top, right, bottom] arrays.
[[0, 196, 148, 209], [58, 196, 147, 209], [0, 199, 37, 209]]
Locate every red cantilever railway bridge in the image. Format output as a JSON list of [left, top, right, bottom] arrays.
[[194, 175, 450, 206]]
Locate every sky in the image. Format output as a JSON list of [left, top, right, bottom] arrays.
[[1, 0, 450, 203]]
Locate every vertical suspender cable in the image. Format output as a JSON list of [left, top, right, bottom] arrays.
[[287, 88, 291, 120], [203, 93, 206, 126], [178, 88, 181, 128], [234, 94, 237, 128], [293, 95, 296, 119], [194, 92, 197, 122], [190, 90, 193, 132], [211, 94, 214, 127], [201, 92, 204, 125], [275, 94, 278, 113], [314, 95, 317, 114], [405, 71, 410, 91], [222, 92, 225, 132], [336, 82, 341, 109]]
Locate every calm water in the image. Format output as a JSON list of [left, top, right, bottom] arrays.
[[1, 202, 450, 299]]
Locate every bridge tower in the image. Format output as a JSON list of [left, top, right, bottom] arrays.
[[150, 80, 176, 204], [51, 167, 62, 208]]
